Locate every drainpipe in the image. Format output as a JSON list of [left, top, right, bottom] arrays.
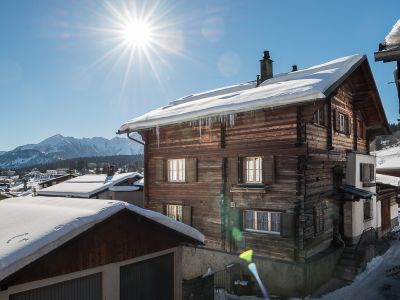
[[127, 132, 145, 145]]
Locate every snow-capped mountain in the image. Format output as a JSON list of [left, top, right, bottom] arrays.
[[0, 134, 143, 169]]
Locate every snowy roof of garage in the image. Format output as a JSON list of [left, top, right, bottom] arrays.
[[0, 196, 204, 282]]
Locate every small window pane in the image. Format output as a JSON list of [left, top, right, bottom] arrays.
[[167, 159, 185, 182], [244, 157, 262, 183], [167, 204, 183, 222]]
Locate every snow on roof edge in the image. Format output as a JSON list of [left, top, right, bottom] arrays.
[[118, 54, 366, 133]]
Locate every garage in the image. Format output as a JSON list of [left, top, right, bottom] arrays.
[[120, 253, 174, 300], [9, 273, 102, 300]]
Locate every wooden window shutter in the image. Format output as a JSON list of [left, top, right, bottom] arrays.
[[345, 115, 350, 135], [333, 110, 340, 132], [323, 104, 329, 127], [360, 163, 370, 182], [182, 205, 192, 226], [238, 158, 244, 184], [370, 164, 375, 181], [280, 213, 295, 238], [262, 155, 275, 185], [229, 157, 239, 185], [185, 158, 198, 183], [155, 159, 165, 182]]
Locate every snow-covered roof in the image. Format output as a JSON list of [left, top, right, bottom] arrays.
[[385, 19, 400, 47], [37, 172, 142, 198], [0, 196, 204, 282], [375, 144, 400, 171], [376, 174, 400, 187], [119, 54, 366, 132]]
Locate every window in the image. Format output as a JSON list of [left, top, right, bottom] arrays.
[[243, 210, 281, 234], [334, 110, 350, 134], [339, 113, 345, 133], [313, 108, 325, 126], [314, 206, 324, 235], [166, 204, 183, 222], [244, 157, 262, 183], [360, 163, 375, 183], [363, 199, 372, 221], [167, 159, 185, 182]]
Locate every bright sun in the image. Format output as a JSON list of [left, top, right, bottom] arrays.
[[122, 20, 152, 48]]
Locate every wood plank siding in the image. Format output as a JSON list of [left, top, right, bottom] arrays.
[[140, 61, 387, 262]]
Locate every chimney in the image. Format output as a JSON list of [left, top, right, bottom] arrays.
[[260, 51, 273, 82], [107, 165, 115, 177], [291, 65, 298, 72]]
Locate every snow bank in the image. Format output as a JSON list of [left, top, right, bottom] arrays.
[[119, 55, 365, 133], [385, 19, 400, 47], [0, 196, 204, 281]]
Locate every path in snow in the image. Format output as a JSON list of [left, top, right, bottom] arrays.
[[315, 239, 400, 300]]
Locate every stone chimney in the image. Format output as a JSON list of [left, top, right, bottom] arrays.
[[260, 51, 273, 82]]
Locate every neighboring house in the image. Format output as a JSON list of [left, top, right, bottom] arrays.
[[118, 52, 391, 297], [37, 172, 144, 207], [374, 144, 400, 177], [0, 196, 204, 300], [37, 174, 77, 189], [376, 174, 400, 236]]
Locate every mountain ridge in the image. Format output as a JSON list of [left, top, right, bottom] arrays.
[[0, 134, 143, 169]]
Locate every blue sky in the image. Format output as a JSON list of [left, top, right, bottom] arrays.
[[0, 0, 399, 150]]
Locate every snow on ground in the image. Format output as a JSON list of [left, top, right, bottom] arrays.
[[315, 241, 400, 300]]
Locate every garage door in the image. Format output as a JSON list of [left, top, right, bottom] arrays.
[[120, 253, 174, 300], [10, 273, 102, 300]]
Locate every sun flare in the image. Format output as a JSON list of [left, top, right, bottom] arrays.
[[122, 20, 152, 48]]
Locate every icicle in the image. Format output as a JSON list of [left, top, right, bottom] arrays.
[[199, 119, 202, 139], [156, 125, 160, 149]]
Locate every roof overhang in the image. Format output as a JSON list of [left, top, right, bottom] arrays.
[[341, 184, 376, 200]]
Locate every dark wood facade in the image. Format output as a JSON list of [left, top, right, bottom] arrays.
[[139, 60, 389, 262]]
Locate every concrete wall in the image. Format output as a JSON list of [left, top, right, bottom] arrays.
[[182, 246, 342, 298]]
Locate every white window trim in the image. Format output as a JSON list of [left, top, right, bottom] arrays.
[[243, 210, 281, 234], [244, 157, 262, 184], [167, 159, 185, 182]]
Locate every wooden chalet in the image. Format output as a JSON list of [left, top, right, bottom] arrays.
[[119, 52, 392, 296]]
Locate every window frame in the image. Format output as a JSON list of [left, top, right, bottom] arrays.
[[313, 107, 325, 127], [243, 157, 263, 184], [166, 204, 183, 222], [167, 158, 186, 182], [243, 210, 281, 234]]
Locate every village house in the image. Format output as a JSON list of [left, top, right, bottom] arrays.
[[0, 196, 204, 300], [118, 52, 395, 297], [37, 171, 144, 207]]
